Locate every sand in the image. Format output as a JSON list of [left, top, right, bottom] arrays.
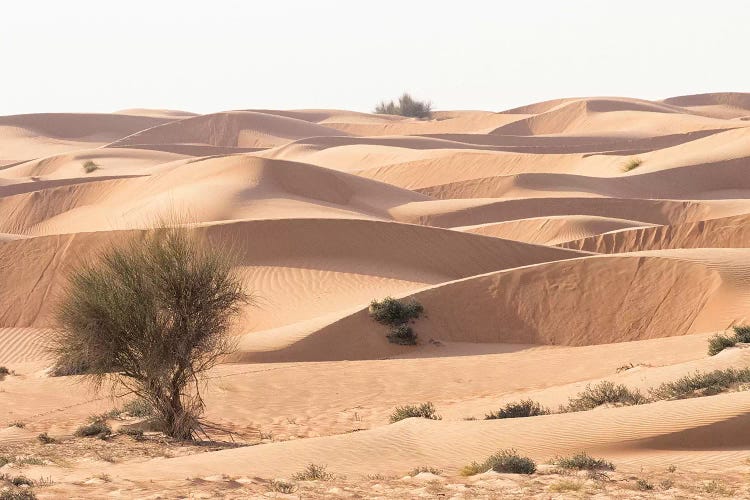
[[1, 93, 750, 499]]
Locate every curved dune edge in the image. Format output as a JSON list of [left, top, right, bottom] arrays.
[[47, 391, 750, 481], [0, 218, 583, 328], [229, 250, 750, 362]]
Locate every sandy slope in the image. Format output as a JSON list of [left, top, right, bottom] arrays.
[[1, 94, 750, 498]]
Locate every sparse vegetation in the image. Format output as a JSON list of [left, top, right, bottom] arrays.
[[485, 400, 550, 420], [551, 452, 615, 471], [0, 489, 37, 500], [659, 478, 675, 490], [7, 421, 25, 429], [52, 225, 249, 440], [82, 160, 99, 173], [549, 480, 584, 492], [560, 381, 647, 412], [374, 93, 432, 119], [9, 477, 33, 487], [369, 296, 424, 345], [708, 333, 737, 356], [291, 463, 334, 481], [389, 402, 441, 423], [461, 449, 536, 475], [649, 367, 750, 400], [622, 158, 642, 172], [408, 466, 442, 476], [270, 479, 298, 493], [36, 433, 55, 444], [122, 398, 154, 418], [616, 362, 635, 373], [74, 421, 112, 439], [0, 367, 10, 379], [707, 325, 750, 355], [635, 478, 654, 491]]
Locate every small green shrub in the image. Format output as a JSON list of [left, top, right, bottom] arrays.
[[369, 297, 423, 326], [408, 466, 442, 476], [560, 381, 647, 412], [389, 402, 441, 423], [122, 398, 154, 418], [635, 478, 654, 491], [622, 158, 642, 172], [649, 367, 750, 400], [374, 93, 432, 119], [462, 449, 536, 475], [708, 333, 737, 356], [74, 421, 112, 439], [291, 463, 333, 481], [551, 452, 615, 471], [10, 476, 33, 487], [733, 325, 750, 343], [485, 400, 550, 420], [387, 324, 417, 345], [82, 160, 99, 173], [270, 480, 298, 493], [36, 433, 55, 444]]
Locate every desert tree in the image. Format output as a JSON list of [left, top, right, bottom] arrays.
[[52, 225, 249, 439]]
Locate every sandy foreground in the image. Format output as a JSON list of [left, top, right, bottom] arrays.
[[1, 93, 750, 498]]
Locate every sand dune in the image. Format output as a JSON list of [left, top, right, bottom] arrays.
[[2, 94, 750, 497]]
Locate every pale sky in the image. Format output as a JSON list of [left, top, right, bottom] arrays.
[[3, 0, 748, 115]]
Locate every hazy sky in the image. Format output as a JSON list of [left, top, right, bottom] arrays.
[[3, 1, 748, 115]]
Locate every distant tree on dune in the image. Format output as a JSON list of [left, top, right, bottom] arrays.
[[375, 93, 432, 119]]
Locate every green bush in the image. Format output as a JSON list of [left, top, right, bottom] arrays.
[[485, 400, 550, 420], [708, 333, 737, 356], [622, 158, 642, 172], [374, 93, 432, 119], [369, 297, 423, 326], [462, 449, 536, 475], [551, 452, 615, 471], [82, 160, 99, 173], [74, 421, 112, 439], [732, 325, 750, 343], [291, 463, 333, 481], [389, 402, 441, 423], [560, 381, 647, 412], [649, 368, 750, 400], [387, 324, 417, 345], [408, 466, 442, 476], [10, 477, 33, 487], [635, 478, 654, 491]]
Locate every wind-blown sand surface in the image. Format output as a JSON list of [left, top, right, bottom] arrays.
[[2, 93, 750, 498]]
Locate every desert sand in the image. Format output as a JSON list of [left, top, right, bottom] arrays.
[[2, 93, 750, 498]]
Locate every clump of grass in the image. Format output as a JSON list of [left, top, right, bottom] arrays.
[[485, 400, 550, 420], [7, 421, 25, 429], [386, 324, 417, 345], [635, 478, 654, 491], [0, 367, 10, 379], [389, 402, 441, 423], [615, 362, 635, 373], [733, 324, 750, 343], [622, 158, 642, 172], [408, 466, 442, 476], [122, 398, 154, 418], [270, 480, 297, 493], [9, 476, 33, 487], [549, 480, 584, 492], [551, 452, 615, 471], [708, 333, 737, 356], [36, 433, 55, 444], [374, 93, 432, 119], [82, 160, 99, 173], [649, 367, 750, 400], [659, 478, 675, 490], [701, 479, 733, 495], [74, 421, 112, 439], [461, 449, 536, 475], [291, 463, 334, 481], [560, 381, 647, 412], [120, 427, 144, 440]]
